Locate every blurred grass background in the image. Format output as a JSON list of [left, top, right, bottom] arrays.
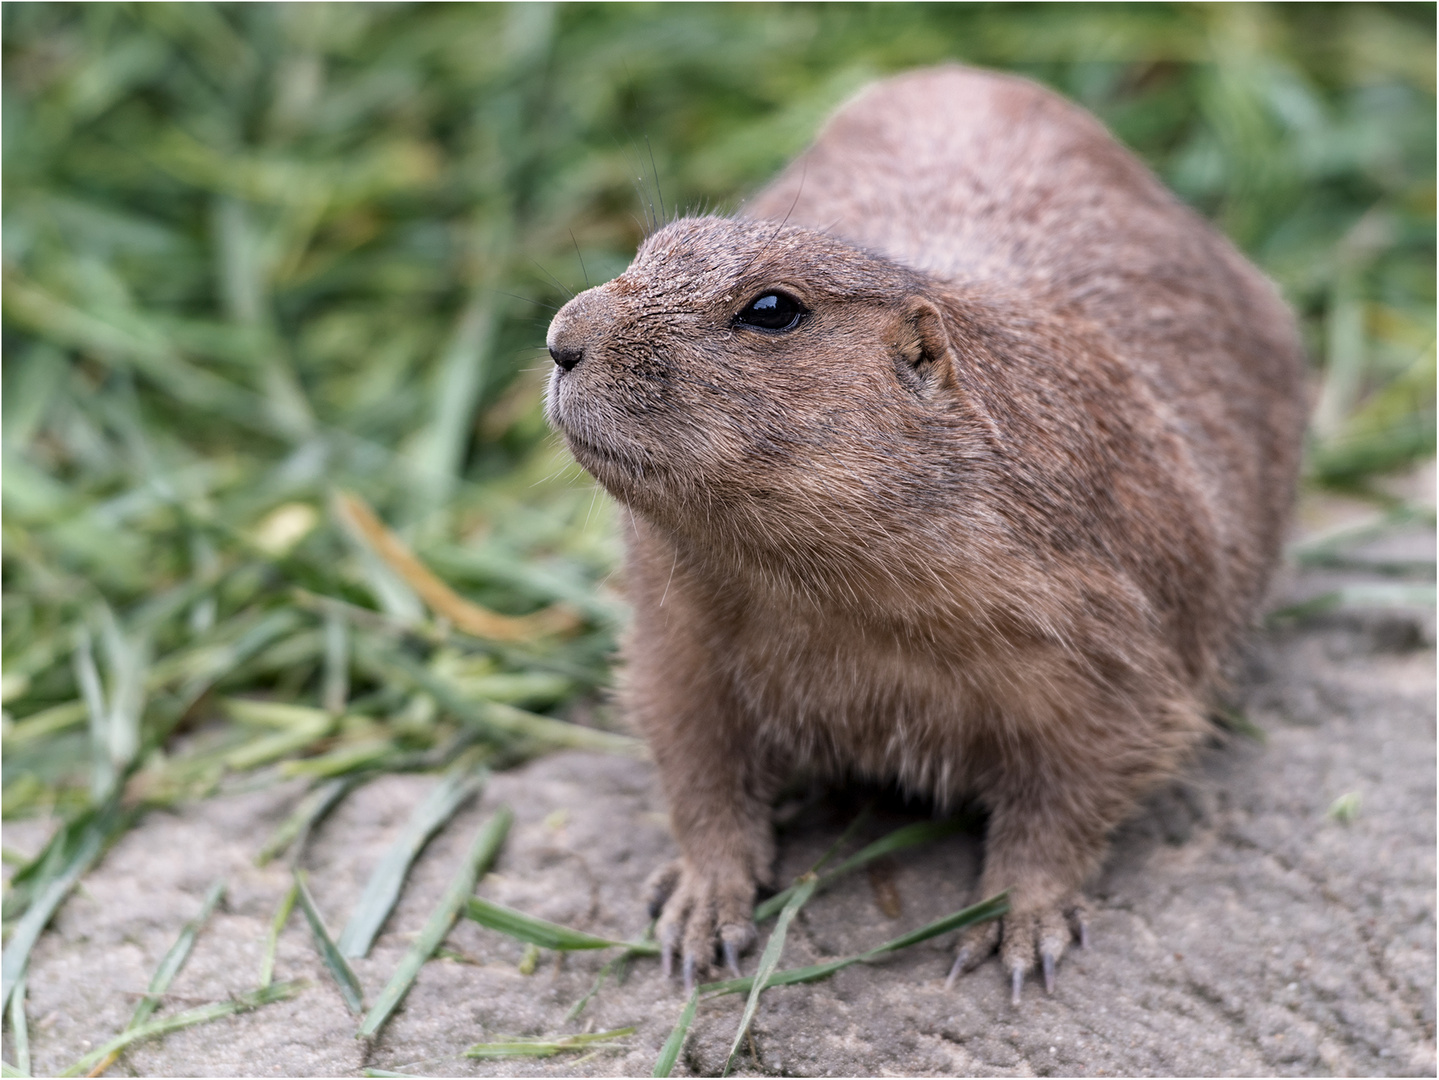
[[2, 1, 1434, 890]]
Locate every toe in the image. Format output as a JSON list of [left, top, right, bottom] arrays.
[[1067, 899, 1090, 950], [947, 915, 1001, 988], [1037, 904, 1070, 976], [645, 860, 683, 920], [659, 919, 681, 980], [998, 909, 1038, 983], [719, 922, 754, 979], [645, 858, 761, 992]]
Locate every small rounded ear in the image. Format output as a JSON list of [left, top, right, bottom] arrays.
[[903, 297, 960, 393], [892, 296, 1001, 438]]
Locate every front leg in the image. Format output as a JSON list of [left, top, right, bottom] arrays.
[[620, 579, 780, 989], [949, 787, 1098, 1004], [949, 695, 1196, 1004], [642, 697, 778, 990]]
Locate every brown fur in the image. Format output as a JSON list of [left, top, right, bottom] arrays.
[[544, 66, 1307, 995]]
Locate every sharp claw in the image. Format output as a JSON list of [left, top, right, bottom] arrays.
[[944, 948, 968, 990], [682, 953, 697, 994], [1042, 950, 1056, 995], [1010, 965, 1024, 1006], [1079, 922, 1090, 950], [660, 927, 679, 980], [723, 940, 742, 979]]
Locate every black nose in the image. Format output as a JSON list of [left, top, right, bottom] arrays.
[[550, 346, 583, 372]]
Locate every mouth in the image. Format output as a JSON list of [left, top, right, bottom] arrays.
[[546, 372, 665, 490], [559, 424, 656, 485]]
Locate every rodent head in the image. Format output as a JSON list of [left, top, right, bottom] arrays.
[[545, 217, 995, 565]]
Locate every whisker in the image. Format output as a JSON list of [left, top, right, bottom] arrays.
[[570, 230, 591, 288]]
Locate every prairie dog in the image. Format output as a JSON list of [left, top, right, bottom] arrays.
[[544, 66, 1306, 1002]]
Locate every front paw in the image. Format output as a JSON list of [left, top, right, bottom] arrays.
[[948, 893, 1088, 1004], [644, 858, 758, 991]]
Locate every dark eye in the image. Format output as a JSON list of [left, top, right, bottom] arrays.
[[734, 291, 806, 332]]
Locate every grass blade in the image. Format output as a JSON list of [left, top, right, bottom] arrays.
[[293, 870, 365, 1015], [260, 881, 300, 987], [356, 644, 640, 756], [358, 805, 512, 1039], [807, 801, 874, 875], [8, 973, 29, 1078], [464, 1026, 635, 1059], [1268, 583, 1437, 623], [868, 891, 1009, 954], [2, 804, 124, 1012], [338, 766, 486, 958], [4, 700, 89, 747], [754, 818, 967, 922], [59, 981, 302, 1078], [219, 701, 334, 771], [133, 879, 226, 1027], [702, 892, 1011, 998], [323, 609, 349, 715], [84, 879, 226, 1077], [652, 988, 698, 1078], [256, 777, 360, 866], [723, 874, 817, 1076], [72, 627, 111, 801], [406, 294, 497, 520], [463, 895, 658, 954]]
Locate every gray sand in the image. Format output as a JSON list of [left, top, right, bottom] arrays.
[[6, 509, 1434, 1077]]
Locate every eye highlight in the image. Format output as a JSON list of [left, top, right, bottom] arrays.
[[734, 291, 806, 332]]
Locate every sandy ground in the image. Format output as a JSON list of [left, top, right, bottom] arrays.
[[5, 504, 1434, 1078]]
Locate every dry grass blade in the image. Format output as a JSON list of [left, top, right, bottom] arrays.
[[58, 982, 303, 1078], [338, 766, 487, 959], [723, 874, 817, 1076], [260, 881, 300, 988], [651, 988, 698, 1078], [754, 818, 967, 922], [464, 1026, 636, 1059], [335, 492, 578, 642], [293, 870, 365, 1015], [463, 895, 659, 954], [358, 806, 512, 1040]]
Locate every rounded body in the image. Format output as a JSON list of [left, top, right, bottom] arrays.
[[545, 66, 1307, 992]]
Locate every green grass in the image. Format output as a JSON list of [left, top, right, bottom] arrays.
[[2, 2, 1434, 1074]]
